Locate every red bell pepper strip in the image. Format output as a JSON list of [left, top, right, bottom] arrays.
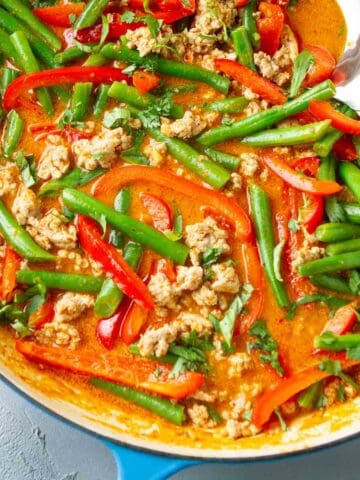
[[257, 2, 284, 56], [77, 215, 154, 310], [133, 70, 161, 94], [303, 44, 336, 88], [262, 152, 342, 196], [0, 246, 21, 302], [236, 0, 250, 6], [33, 3, 86, 27], [309, 100, 360, 136], [157, 258, 177, 282], [153, 9, 194, 22], [120, 301, 149, 345], [332, 136, 358, 161], [74, 19, 144, 44], [30, 124, 93, 142], [140, 193, 173, 232], [94, 165, 253, 242], [215, 59, 287, 105], [16, 340, 204, 400], [320, 304, 358, 337], [29, 300, 55, 330], [96, 297, 132, 350], [292, 156, 320, 177], [3, 67, 131, 112]]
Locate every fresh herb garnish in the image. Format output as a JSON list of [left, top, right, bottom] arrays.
[[288, 218, 300, 232], [121, 11, 136, 23], [274, 407, 288, 431], [202, 248, 222, 269], [39, 167, 106, 196], [289, 50, 314, 97], [103, 107, 131, 129], [248, 320, 284, 376], [138, 93, 175, 128], [319, 359, 360, 391], [286, 294, 348, 320], [14, 151, 38, 188], [164, 212, 183, 241]]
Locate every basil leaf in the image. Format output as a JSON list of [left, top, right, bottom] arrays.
[[290, 49, 314, 97], [14, 151, 38, 188], [39, 167, 106, 196], [273, 240, 285, 282]]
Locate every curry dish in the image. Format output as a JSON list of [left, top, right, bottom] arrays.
[[0, 0, 359, 443]]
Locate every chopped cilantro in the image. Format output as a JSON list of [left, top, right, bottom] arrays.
[[121, 11, 136, 23], [39, 167, 106, 196], [202, 248, 222, 269], [103, 107, 131, 129], [248, 320, 284, 376], [274, 407, 288, 431], [14, 151, 38, 188], [319, 359, 360, 391]]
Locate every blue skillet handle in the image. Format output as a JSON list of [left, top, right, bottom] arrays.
[[105, 440, 200, 480]]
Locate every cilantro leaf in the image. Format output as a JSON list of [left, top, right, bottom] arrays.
[[248, 320, 284, 376], [121, 11, 136, 23], [202, 248, 221, 269], [103, 107, 131, 129], [14, 151, 38, 188]]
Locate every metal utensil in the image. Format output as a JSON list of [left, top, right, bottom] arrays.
[[332, 0, 360, 111]]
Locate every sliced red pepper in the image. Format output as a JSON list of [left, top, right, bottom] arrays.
[[236, 0, 250, 6], [16, 340, 204, 400], [292, 156, 320, 177], [94, 165, 253, 242], [3, 67, 131, 112], [257, 2, 285, 56], [332, 136, 358, 161], [0, 246, 21, 302], [202, 206, 235, 235], [30, 124, 93, 142], [300, 195, 324, 234], [153, 9, 194, 22], [140, 192, 173, 232], [33, 3, 86, 27], [309, 100, 360, 136], [120, 301, 149, 345], [74, 19, 144, 44], [77, 215, 154, 310], [215, 58, 287, 105], [29, 300, 55, 330], [133, 70, 161, 94], [320, 304, 357, 337], [262, 152, 342, 196], [157, 258, 177, 282], [96, 297, 132, 350], [303, 44, 336, 88]]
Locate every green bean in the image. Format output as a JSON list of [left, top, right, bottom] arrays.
[[204, 96, 248, 114], [0, 0, 61, 51], [129, 343, 178, 364], [0, 27, 21, 67], [339, 162, 360, 204], [315, 223, 360, 243], [70, 82, 93, 122], [108, 81, 184, 119], [203, 148, 240, 171], [74, 0, 109, 30], [90, 378, 185, 425], [0, 8, 57, 69], [326, 239, 360, 257], [17, 270, 103, 292], [54, 47, 87, 65], [243, 0, 260, 49], [231, 26, 256, 71], [314, 105, 357, 157], [197, 80, 336, 146], [101, 44, 230, 94], [314, 332, 360, 351], [0, 199, 54, 262], [109, 187, 131, 249], [342, 203, 360, 224], [318, 154, 336, 181], [10, 31, 54, 115], [2, 109, 24, 158], [1, 67, 19, 94], [62, 188, 189, 265], [297, 381, 323, 409], [309, 274, 352, 294], [242, 120, 331, 147], [249, 184, 290, 308], [298, 251, 360, 276], [148, 129, 231, 189], [93, 84, 110, 118]]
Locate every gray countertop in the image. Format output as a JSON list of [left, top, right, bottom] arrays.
[[0, 378, 359, 480]]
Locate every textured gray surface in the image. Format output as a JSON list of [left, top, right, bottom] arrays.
[[0, 378, 359, 480]]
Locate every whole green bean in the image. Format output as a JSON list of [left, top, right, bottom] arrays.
[[17, 270, 103, 292], [309, 273, 352, 294], [0, 8, 57, 68], [243, 0, 260, 49], [62, 188, 189, 265], [108, 81, 184, 119], [3, 109, 24, 158], [54, 47, 87, 65], [249, 184, 290, 308], [101, 44, 230, 94], [315, 223, 360, 243], [0, 199, 54, 262], [93, 84, 110, 118], [74, 0, 109, 30], [242, 120, 331, 147], [90, 378, 185, 425], [326, 238, 360, 257], [0, 27, 21, 67], [231, 26, 256, 70], [314, 332, 360, 351], [203, 148, 240, 171], [109, 187, 131, 249], [0, 0, 61, 51], [148, 129, 231, 189], [197, 80, 336, 146], [318, 154, 336, 181], [204, 96, 248, 114], [342, 203, 360, 224], [70, 82, 93, 122], [1, 67, 19, 94], [298, 251, 360, 276], [10, 31, 54, 115], [339, 162, 360, 204]]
